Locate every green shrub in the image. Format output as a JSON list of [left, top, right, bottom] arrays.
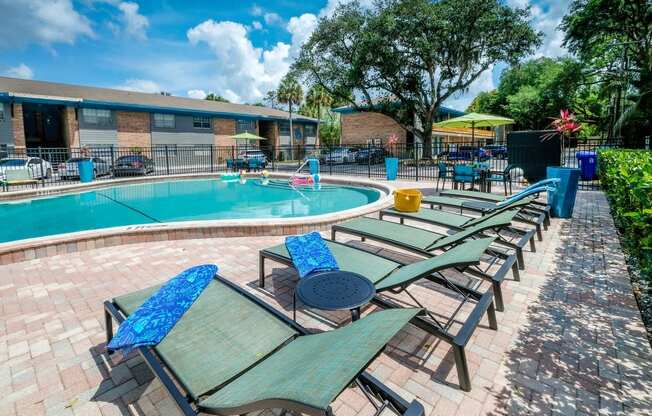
[[599, 149, 652, 280]]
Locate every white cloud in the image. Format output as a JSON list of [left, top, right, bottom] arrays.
[[0, 0, 94, 49], [250, 4, 263, 16], [3, 64, 35, 79], [251, 20, 263, 30], [113, 78, 161, 93], [187, 20, 292, 103], [187, 89, 207, 99], [263, 12, 283, 26], [114, 2, 149, 40], [287, 14, 318, 57]]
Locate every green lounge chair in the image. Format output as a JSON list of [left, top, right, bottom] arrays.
[[104, 275, 424, 416], [421, 194, 548, 240], [379, 207, 536, 270], [331, 212, 521, 311], [260, 238, 499, 392]]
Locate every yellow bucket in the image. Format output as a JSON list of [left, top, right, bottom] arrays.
[[394, 189, 422, 212]]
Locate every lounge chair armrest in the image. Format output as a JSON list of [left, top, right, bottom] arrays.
[[358, 372, 425, 416]]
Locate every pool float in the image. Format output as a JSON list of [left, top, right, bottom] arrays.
[[291, 176, 314, 186]]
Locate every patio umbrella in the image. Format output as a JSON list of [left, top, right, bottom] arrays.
[[433, 112, 515, 141], [230, 132, 267, 141]]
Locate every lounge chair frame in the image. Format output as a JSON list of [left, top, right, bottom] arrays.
[[259, 241, 498, 392], [104, 274, 425, 416], [330, 221, 518, 312], [379, 209, 536, 270]]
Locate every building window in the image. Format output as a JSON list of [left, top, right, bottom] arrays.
[[236, 119, 257, 134], [0, 106, 4, 122], [82, 108, 111, 126], [193, 116, 211, 129], [304, 124, 316, 137], [279, 121, 290, 136], [153, 113, 175, 129]]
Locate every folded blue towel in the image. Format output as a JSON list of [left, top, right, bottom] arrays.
[[107, 264, 218, 355], [285, 232, 339, 278]]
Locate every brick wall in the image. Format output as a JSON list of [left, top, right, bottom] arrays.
[[117, 111, 151, 148], [213, 117, 236, 146], [61, 107, 80, 148], [340, 112, 406, 145], [11, 103, 26, 149]]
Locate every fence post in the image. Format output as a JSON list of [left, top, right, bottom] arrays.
[[210, 145, 214, 173], [415, 143, 419, 181], [164, 145, 170, 175], [367, 143, 371, 178]]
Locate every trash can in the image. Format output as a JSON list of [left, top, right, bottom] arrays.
[[546, 166, 580, 218], [575, 151, 597, 180], [78, 159, 94, 183], [394, 189, 422, 212], [385, 157, 399, 180], [308, 158, 319, 175]]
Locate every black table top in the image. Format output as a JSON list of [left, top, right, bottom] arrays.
[[295, 271, 376, 312]]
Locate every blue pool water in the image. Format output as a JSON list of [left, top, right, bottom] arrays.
[[0, 179, 380, 243]]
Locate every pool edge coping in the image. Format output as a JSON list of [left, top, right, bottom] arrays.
[[0, 173, 396, 265]]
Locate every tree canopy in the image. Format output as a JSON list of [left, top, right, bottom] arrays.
[[205, 93, 229, 103], [467, 57, 607, 131], [293, 0, 540, 146], [560, 0, 651, 140]]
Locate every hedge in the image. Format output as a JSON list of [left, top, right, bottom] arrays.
[[599, 149, 652, 303]]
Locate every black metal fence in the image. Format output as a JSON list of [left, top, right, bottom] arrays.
[[0, 137, 643, 192]]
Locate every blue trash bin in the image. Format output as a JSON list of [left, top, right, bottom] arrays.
[[308, 158, 319, 175], [546, 166, 580, 218], [385, 157, 399, 180], [78, 159, 94, 183], [575, 151, 597, 180]]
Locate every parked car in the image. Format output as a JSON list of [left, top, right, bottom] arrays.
[[237, 150, 268, 167], [113, 155, 155, 176], [0, 157, 52, 181], [355, 147, 386, 164], [58, 157, 112, 179], [441, 146, 489, 161], [484, 144, 508, 159], [325, 148, 358, 164]]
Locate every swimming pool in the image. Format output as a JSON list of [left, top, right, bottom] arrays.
[[0, 178, 381, 243]]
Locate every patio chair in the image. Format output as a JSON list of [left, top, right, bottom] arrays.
[[486, 164, 515, 195], [2, 168, 39, 191], [104, 275, 424, 416], [260, 237, 499, 391], [422, 186, 554, 239], [331, 211, 522, 311], [435, 162, 453, 191], [452, 164, 477, 190], [379, 207, 536, 270]]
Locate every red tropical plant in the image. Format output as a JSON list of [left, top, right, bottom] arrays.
[[542, 109, 583, 165]]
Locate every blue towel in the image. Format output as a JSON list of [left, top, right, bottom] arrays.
[[285, 232, 339, 278], [107, 264, 218, 355]]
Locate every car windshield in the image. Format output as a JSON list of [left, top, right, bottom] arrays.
[[0, 159, 26, 167]]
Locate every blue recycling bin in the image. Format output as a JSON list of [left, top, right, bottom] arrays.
[[575, 151, 597, 180], [546, 166, 580, 218], [78, 159, 94, 183], [385, 157, 399, 180], [308, 158, 319, 175]]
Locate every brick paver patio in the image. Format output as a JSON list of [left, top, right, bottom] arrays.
[[1, 190, 651, 415]]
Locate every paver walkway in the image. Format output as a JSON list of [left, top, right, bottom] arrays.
[[0, 191, 650, 416]]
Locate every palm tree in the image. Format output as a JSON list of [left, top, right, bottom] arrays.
[[276, 75, 303, 147], [306, 85, 333, 145]]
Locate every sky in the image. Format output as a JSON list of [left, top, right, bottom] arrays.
[[0, 0, 570, 111]]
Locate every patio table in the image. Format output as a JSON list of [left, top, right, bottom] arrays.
[[293, 271, 376, 322]]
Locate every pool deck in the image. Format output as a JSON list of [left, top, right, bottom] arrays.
[[1, 185, 651, 415]]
